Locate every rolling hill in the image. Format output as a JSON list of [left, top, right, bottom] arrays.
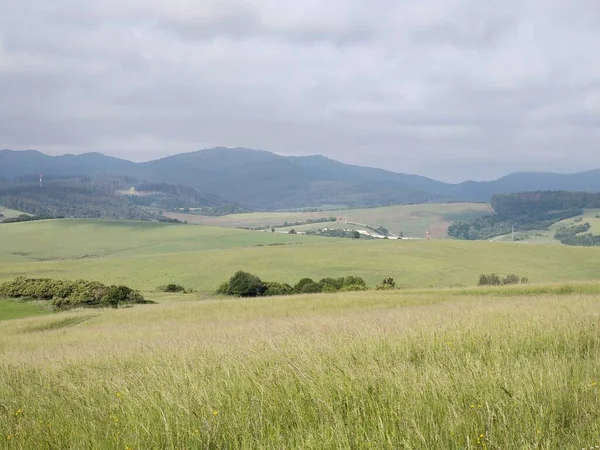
[[2, 147, 600, 209]]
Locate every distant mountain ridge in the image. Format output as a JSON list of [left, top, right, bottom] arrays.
[[1, 148, 599, 209]]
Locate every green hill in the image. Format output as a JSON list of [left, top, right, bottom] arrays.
[[1, 219, 600, 292]]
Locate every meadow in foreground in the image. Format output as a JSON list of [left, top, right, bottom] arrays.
[[1, 286, 600, 449]]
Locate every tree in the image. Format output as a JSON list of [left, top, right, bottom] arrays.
[[352, 230, 360, 239], [289, 229, 297, 234], [225, 271, 266, 297]]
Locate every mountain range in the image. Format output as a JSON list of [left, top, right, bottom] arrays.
[[1, 147, 599, 210]]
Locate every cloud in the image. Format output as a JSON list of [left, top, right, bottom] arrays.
[[1, 0, 599, 182]]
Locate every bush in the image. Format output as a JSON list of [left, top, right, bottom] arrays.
[[215, 273, 369, 297], [343, 276, 366, 288], [478, 273, 528, 286], [157, 283, 186, 293], [376, 277, 397, 290], [318, 277, 345, 293], [294, 278, 322, 294], [0, 277, 146, 310], [216, 282, 230, 295], [225, 271, 266, 297], [263, 282, 294, 297], [501, 274, 520, 285], [478, 273, 501, 286]]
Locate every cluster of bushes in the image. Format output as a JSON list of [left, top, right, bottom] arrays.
[[0, 277, 148, 309], [156, 283, 187, 293], [1, 214, 58, 224], [478, 273, 529, 286], [217, 271, 367, 297], [554, 222, 600, 246]]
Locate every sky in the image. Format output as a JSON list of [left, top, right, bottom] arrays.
[[1, 1, 599, 182]]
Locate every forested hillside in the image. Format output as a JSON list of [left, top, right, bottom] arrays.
[[3, 148, 599, 209], [448, 191, 600, 244], [0, 176, 228, 221]]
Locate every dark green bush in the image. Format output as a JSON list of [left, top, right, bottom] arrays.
[[502, 274, 521, 285], [294, 278, 322, 294], [318, 277, 345, 293], [478, 273, 501, 286], [0, 277, 146, 310], [157, 283, 186, 293], [225, 271, 266, 297], [216, 273, 369, 297], [263, 282, 294, 297]]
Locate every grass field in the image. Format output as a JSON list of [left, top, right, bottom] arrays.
[[0, 206, 29, 219], [2, 285, 600, 448], [2, 219, 600, 293], [164, 203, 493, 238], [0, 300, 50, 321]]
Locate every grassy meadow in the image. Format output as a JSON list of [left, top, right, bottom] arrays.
[[0, 206, 29, 219], [2, 219, 600, 293], [2, 286, 600, 448], [0, 300, 50, 321], [164, 203, 493, 238]]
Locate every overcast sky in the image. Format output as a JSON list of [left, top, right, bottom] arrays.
[[1, 0, 599, 182]]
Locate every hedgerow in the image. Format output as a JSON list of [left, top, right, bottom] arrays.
[[217, 271, 367, 298], [0, 277, 149, 309]]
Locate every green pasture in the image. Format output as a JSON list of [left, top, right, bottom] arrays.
[[0, 300, 50, 321], [1, 219, 600, 293], [164, 203, 493, 238], [0, 206, 29, 219]]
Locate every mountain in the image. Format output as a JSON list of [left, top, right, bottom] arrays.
[[1, 148, 599, 210]]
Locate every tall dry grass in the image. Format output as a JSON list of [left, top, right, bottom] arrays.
[[1, 289, 600, 449]]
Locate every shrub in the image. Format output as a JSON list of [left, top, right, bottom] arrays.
[[157, 283, 186, 293], [216, 282, 230, 295], [288, 229, 297, 235], [478, 273, 501, 286], [502, 274, 521, 285], [318, 277, 345, 293], [343, 276, 366, 289], [226, 271, 266, 297], [263, 282, 294, 297], [376, 277, 397, 290], [478, 273, 528, 286], [0, 277, 146, 310], [294, 278, 322, 294]]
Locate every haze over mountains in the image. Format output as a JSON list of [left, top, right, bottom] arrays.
[[1, 147, 599, 210]]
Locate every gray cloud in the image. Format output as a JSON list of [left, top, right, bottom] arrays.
[[1, 0, 599, 182]]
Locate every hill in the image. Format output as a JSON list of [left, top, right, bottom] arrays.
[[164, 203, 492, 238], [2, 219, 600, 292], [3, 148, 600, 209], [449, 191, 600, 245]]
